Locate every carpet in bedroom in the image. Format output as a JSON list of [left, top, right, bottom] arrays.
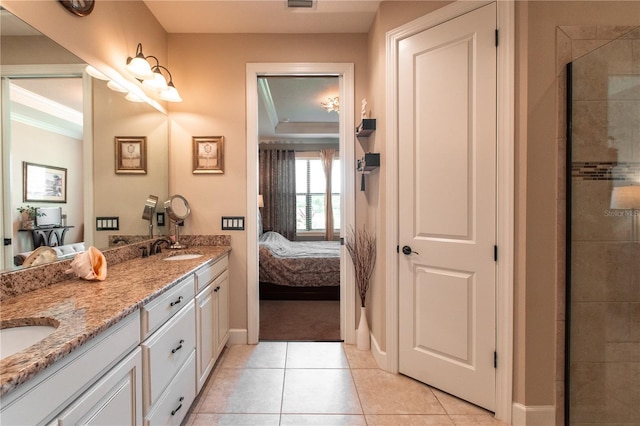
[[259, 299, 341, 341]]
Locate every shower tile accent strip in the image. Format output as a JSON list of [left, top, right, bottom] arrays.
[[572, 161, 640, 181]]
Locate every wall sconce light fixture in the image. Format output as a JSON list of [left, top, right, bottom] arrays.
[[125, 43, 182, 102], [125, 43, 155, 80]]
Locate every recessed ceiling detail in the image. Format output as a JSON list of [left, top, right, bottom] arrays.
[[258, 76, 339, 140]]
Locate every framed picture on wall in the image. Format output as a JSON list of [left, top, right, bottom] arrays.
[[23, 162, 67, 203], [115, 136, 147, 174], [192, 136, 224, 174]]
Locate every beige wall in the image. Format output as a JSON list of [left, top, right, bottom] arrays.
[[165, 33, 368, 331], [92, 79, 169, 249], [365, 0, 454, 352], [519, 0, 640, 409]]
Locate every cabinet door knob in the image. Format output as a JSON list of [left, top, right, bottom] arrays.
[[170, 296, 183, 307]]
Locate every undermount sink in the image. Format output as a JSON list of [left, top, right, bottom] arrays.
[[0, 324, 57, 360], [163, 253, 204, 261]]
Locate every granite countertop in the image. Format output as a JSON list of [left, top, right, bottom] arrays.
[[0, 245, 231, 397]]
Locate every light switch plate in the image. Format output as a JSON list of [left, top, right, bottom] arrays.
[[96, 216, 119, 231], [221, 216, 245, 230]]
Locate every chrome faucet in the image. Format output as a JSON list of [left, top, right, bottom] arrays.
[[150, 238, 172, 255]]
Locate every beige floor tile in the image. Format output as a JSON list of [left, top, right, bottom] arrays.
[[343, 343, 378, 369], [199, 368, 285, 414], [352, 369, 446, 415], [286, 342, 349, 368], [431, 389, 492, 415], [190, 413, 281, 425], [449, 414, 508, 425], [280, 414, 368, 425], [220, 342, 287, 369], [282, 369, 362, 414], [366, 414, 455, 425]]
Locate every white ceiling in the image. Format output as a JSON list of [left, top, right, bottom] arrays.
[[142, 0, 380, 34]]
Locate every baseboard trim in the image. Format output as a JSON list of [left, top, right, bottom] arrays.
[[512, 403, 555, 426], [228, 328, 247, 345], [370, 333, 388, 371]]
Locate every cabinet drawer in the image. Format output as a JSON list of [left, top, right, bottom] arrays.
[[195, 255, 228, 293], [142, 303, 195, 412], [144, 350, 196, 426], [141, 275, 194, 339]]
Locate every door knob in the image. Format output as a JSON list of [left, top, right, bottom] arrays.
[[402, 245, 419, 255]]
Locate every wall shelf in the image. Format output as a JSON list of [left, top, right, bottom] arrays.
[[355, 118, 376, 137]]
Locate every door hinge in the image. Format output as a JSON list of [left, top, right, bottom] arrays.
[[494, 245, 498, 262], [396, 245, 400, 254], [494, 351, 497, 368], [495, 29, 499, 47]]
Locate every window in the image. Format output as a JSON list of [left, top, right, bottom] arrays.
[[295, 154, 340, 232]]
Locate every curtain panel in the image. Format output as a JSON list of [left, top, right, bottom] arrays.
[[320, 149, 335, 241], [258, 149, 297, 240]]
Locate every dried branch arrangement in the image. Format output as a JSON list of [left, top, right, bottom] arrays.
[[345, 227, 376, 307]]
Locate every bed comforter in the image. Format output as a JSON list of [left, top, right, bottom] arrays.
[[258, 231, 340, 287]]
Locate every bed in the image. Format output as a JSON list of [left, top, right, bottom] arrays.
[[258, 231, 341, 300]]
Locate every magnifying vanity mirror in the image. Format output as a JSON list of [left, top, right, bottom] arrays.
[[164, 195, 190, 249], [0, 9, 169, 271]]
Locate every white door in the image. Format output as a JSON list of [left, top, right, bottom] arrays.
[[398, 3, 497, 411]]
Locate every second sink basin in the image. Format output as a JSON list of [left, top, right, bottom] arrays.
[[163, 253, 204, 261], [0, 324, 57, 360]]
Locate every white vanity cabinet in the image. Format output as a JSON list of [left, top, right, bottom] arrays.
[[56, 347, 142, 425], [195, 254, 229, 392], [0, 311, 141, 426], [140, 275, 196, 425]]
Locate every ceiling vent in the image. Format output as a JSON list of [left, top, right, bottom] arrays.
[[287, 0, 314, 8]]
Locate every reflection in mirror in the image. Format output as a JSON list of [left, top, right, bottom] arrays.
[[164, 195, 191, 249], [1, 8, 169, 271], [142, 195, 159, 239]]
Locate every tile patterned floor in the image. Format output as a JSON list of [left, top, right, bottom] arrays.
[[185, 342, 506, 425]]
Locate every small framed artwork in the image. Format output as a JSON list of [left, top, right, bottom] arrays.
[[115, 136, 147, 174], [23, 162, 67, 203], [193, 136, 224, 174]]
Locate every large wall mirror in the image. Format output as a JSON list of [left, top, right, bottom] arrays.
[[0, 8, 169, 271]]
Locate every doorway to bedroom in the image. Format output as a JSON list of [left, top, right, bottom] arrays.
[[257, 75, 342, 341]]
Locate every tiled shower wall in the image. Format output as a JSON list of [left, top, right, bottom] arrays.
[[563, 27, 640, 425]]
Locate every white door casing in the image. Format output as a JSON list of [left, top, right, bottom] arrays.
[[245, 63, 355, 345]]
